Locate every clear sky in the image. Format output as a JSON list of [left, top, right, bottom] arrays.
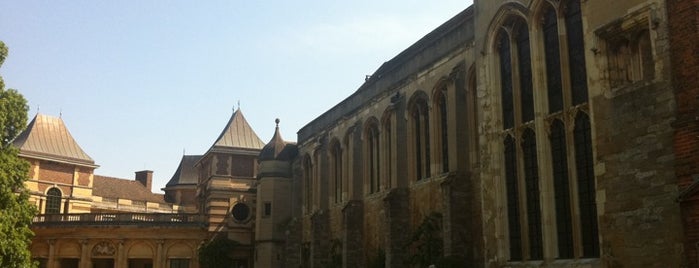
[[0, 1, 473, 192]]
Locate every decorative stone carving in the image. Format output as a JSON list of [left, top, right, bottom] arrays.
[[92, 241, 116, 256]]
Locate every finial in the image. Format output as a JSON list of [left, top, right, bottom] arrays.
[[275, 118, 280, 127], [36, 105, 40, 115], [59, 108, 62, 118], [237, 100, 241, 110]]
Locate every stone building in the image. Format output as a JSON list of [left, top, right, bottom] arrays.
[[293, 0, 693, 267], [18, 0, 699, 267]]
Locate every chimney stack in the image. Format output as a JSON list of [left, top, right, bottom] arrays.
[[135, 170, 153, 191]]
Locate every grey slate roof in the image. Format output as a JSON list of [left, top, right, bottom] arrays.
[[12, 114, 97, 167], [164, 155, 201, 187], [208, 108, 265, 151]]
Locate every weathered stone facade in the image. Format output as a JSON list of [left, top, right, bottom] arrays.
[[294, 0, 691, 267]]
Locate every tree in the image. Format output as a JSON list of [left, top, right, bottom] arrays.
[[0, 40, 36, 268]]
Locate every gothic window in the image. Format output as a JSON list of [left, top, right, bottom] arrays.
[[565, 0, 589, 105], [46, 187, 61, 214], [543, 7, 564, 113], [382, 116, 393, 188], [331, 140, 343, 203], [522, 129, 543, 260], [303, 155, 313, 213], [499, 31, 514, 130], [504, 136, 522, 261], [411, 97, 430, 180], [516, 24, 534, 122], [550, 120, 574, 259], [437, 89, 449, 173], [366, 122, 380, 194], [574, 112, 599, 257]]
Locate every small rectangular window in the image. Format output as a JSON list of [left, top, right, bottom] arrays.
[[264, 202, 272, 217]]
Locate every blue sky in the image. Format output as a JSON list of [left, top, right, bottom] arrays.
[[0, 1, 473, 192]]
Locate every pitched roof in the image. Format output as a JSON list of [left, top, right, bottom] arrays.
[[164, 155, 201, 188], [93, 175, 165, 203], [208, 108, 265, 152], [12, 114, 97, 167]]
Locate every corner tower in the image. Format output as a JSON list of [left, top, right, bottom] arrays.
[[196, 108, 265, 266], [255, 119, 299, 267]]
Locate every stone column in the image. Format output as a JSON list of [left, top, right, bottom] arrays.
[[383, 188, 410, 268], [116, 240, 125, 268], [342, 200, 364, 268], [47, 239, 56, 268], [310, 211, 330, 268], [79, 239, 89, 268], [155, 239, 165, 268]]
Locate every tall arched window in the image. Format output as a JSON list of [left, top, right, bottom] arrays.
[[574, 112, 599, 257], [550, 119, 574, 258], [46, 187, 62, 214], [565, 0, 589, 105], [504, 136, 522, 261], [543, 6, 564, 113], [411, 97, 431, 180], [331, 140, 343, 203], [516, 23, 534, 122], [499, 31, 515, 130], [366, 122, 380, 193], [437, 89, 449, 173], [303, 155, 313, 213], [522, 129, 542, 260], [382, 115, 393, 188]]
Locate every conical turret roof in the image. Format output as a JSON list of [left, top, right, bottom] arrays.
[[259, 119, 297, 162], [12, 114, 97, 167]]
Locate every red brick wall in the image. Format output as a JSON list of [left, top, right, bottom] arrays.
[[37, 161, 74, 196], [669, 0, 699, 266]]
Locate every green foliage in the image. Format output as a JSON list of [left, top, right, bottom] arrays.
[[406, 213, 444, 267], [198, 237, 239, 268], [0, 40, 36, 268], [404, 212, 467, 267]]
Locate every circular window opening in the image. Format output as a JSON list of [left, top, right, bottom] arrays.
[[231, 203, 250, 222]]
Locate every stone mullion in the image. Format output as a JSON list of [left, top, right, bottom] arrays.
[[531, 15, 558, 261], [565, 112, 583, 259]]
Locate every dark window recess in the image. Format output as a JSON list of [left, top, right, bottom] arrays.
[[332, 142, 342, 202], [574, 113, 599, 257], [550, 120, 574, 259], [367, 124, 380, 193], [264, 202, 272, 217], [231, 203, 251, 222], [303, 157, 312, 212], [46, 187, 62, 214], [413, 107, 423, 181], [439, 91, 449, 173], [170, 259, 190, 268], [544, 7, 564, 113], [565, 0, 589, 105], [516, 22, 534, 123], [499, 31, 514, 129], [522, 129, 543, 260], [504, 136, 522, 261]]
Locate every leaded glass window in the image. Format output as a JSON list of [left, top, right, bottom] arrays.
[[505, 136, 522, 261], [522, 129, 543, 260], [574, 112, 599, 257], [544, 7, 564, 113], [46, 187, 61, 214], [516, 23, 534, 122], [439, 91, 449, 173], [499, 31, 514, 129], [565, 0, 589, 105], [550, 120, 574, 258]]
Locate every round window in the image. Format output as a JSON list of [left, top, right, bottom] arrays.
[[231, 203, 250, 222]]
